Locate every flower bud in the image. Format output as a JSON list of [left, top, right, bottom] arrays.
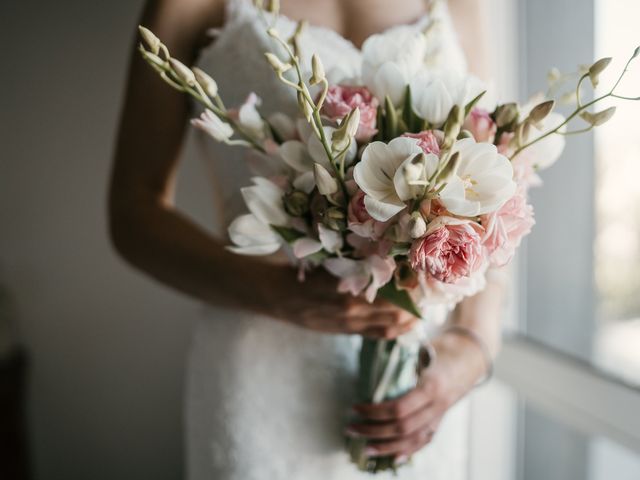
[[314, 163, 338, 195], [443, 105, 463, 146], [297, 91, 313, 121], [138, 26, 161, 55], [169, 58, 196, 86], [266, 28, 280, 39], [403, 153, 425, 184], [331, 108, 360, 151], [193, 67, 218, 97], [495, 103, 519, 128], [588, 57, 612, 88], [267, 0, 280, 14], [324, 207, 347, 231], [580, 106, 616, 126], [310, 54, 325, 85], [264, 52, 290, 74], [344, 107, 360, 138], [409, 211, 427, 239], [284, 190, 310, 217], [528, 100, 555, 124], [139, 47, 164, 70]]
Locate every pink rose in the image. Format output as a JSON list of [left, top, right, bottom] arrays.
[[322, 85, 379, 142], [347, 190, 388, 239], [402, 130, 441, 156], [481, 190, 535, 267], [463, 108, 497, 143], [410, 218, 484, 284]]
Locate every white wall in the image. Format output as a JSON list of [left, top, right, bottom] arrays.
[[0, 2, 214, 478]]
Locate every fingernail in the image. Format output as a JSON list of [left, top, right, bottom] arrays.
[[364, 447, 378, 456], [395, 455, 409, 465]]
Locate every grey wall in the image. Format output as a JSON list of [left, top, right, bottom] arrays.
[[0, 2, 213, 478]]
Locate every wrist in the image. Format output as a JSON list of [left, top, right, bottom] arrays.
[[427, 329, 491, 392]]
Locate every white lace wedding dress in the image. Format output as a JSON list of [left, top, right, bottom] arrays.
[[184, 1, 471, 478]]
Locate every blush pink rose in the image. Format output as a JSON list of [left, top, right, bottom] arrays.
[[402, 130, 441, 155], [463, 108, 497, 143], [347, 190, 388, 239], [322, 85, 379, 142], [481, 190, 535, 267], [410, 218, 484, 284]]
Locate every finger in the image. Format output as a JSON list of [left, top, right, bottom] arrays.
[[353, 386, 430, 421], [365, 428, 433, 457], [347, 404, 438, 440]]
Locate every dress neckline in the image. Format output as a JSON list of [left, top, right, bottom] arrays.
[[250, 0, 436, 52]]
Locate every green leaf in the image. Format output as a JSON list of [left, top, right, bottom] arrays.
[[384, 95, 398, 140], [270, 225, 305, 243], [377, 280, 421, 317], [401, 85, 416, 132], [464, 90, 487, 116]]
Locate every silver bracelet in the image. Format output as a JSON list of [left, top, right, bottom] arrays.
[[421, 325, 494, 387]]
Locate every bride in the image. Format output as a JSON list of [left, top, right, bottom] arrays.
[[110, 0, 505, 478]]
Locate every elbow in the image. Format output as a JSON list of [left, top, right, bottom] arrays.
[[108, 198, 139, 264]]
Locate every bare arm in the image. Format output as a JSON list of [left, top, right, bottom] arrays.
[[109, 0, 412, 337]]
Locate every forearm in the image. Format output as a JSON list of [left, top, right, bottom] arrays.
[[430, 269, 508, 388], [109, 197, 286, 314]]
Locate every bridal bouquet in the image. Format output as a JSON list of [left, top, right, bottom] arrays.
[[138, 3, 639, 472]]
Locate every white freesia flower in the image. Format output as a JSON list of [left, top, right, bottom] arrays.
[[307, 126, 357, 170], [228, 214, 281, 255], [291, 225, 343, 259], [353, 137, 424, 222], [236, 93, 267, 140], [438, 138, 516, 216], [324, 255, 396, 303], [410, 70, 486, 125], [191, 109, 234, 142], [240, 177, 289, 227], [361, 26, 427, 105]]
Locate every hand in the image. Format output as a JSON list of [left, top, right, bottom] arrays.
[[255, 266, 418, 339], [346, 332, 488, 461]]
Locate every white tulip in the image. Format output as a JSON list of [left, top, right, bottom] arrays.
[[227, 214, 281, 255], [191, 109, 234, 142], [240, 177, 289, 227], [353, 137, 424, 222], [411, 70, 485, 126], [361, 26, 427, 105], [438, 138, 516, 217]]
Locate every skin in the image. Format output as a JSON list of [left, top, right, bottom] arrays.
[[110, 0, 500, 462]]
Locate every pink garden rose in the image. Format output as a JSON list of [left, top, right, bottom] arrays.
[[402, 130, 441, 156], [322, 85, 379, 142], [410, 217, 484, 284], [481, 190, 535, 266], [463, 108, 497, 143]]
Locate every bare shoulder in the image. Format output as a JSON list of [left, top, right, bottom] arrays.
[[141, 0, 226, 54]]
